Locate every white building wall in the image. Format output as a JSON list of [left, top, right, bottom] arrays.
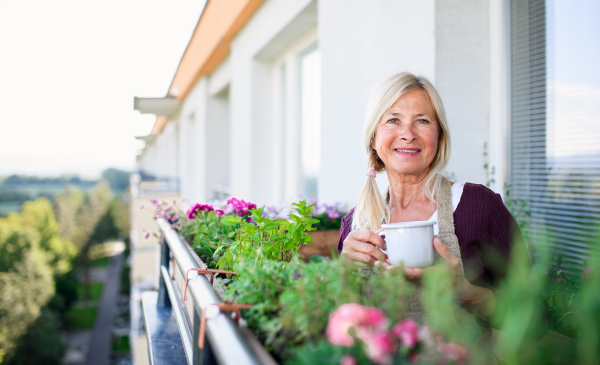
[[179, 77, 209, 205], [318, 0, 437, 206], [138, 0, 504, 208], [435, 0, 490, 187], [229, 0, 316, 203]]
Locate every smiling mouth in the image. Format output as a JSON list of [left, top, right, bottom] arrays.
[[394, 149, 420, 153]]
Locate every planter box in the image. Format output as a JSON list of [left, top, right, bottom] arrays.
[[165, 224, 278, 365], [299, 229, 340, 260]]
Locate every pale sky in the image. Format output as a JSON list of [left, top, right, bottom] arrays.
[[0, 0, 205, 178]]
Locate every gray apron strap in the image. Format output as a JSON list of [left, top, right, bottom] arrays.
[[435, 176, 464, 274]]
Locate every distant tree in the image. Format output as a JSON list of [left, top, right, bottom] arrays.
[[0, 198, 77, 363], [0, 190, 31, 203], [89, 208, 120, 244], [52, 187, 84, 246], [101, 168, 130, 192], [17, 199, 76, 275], [7, 308, 65, 365], [0, 224, 55, 364], [72, 181, 113, 250], [110, 195, 131, 239]]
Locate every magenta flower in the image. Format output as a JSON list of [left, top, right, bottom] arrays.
[[226, 197, 256, 215], [155, 210, 165, 219], [187, 203, 215, 220], [187, 208, 196, 220], [339, 355, 356, 365], [215, 209, 225, 217], [391, 319, 419, 348]]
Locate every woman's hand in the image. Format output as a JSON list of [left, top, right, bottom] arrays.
[[340, 229, 388, 265], [376, 237, 496, 321]]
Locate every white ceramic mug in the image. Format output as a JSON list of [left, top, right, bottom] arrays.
[[377, 221, 436, 268]]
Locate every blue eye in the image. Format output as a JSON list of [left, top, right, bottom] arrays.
[[417, 118, 429, 124], [387, 118, 399, 124]]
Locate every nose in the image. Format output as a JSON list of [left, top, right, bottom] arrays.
[[398, 123, 417, 142]]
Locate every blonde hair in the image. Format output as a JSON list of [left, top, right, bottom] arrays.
[[352, 72, 451, 232]]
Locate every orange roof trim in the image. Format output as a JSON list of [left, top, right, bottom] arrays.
[[170, 0, 265, 101], [151, 116, 169, 136], [151, 0, 264, 136]]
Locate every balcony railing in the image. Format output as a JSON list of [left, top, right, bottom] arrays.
[[141, 218, 276, 365]]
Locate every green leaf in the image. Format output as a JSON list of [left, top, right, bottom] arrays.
[[226, 248, 233, 266], [222, 215, 242, 226], [288, 214, 301, 223]]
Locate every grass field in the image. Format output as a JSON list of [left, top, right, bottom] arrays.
[[112, 336, 130, 353], [77, 282, 104, 301], [90, 256, 110, 267], [65, 306, 98, 330]]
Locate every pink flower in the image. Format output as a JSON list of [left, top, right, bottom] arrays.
[[360, 331, 394, 364], [437, 342, 468, 364], [391, 319, 419, 348], [215, 209, 225, 217], [326, 304, 389, 347], [150, 197, 159, 206], [340, 355, 356, 365], [327, 304, 360, 347]]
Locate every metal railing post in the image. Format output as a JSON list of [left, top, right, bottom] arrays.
[[157, 237, 171, 307], [193, 310, 215, 365]]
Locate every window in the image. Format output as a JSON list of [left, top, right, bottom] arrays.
[[300, 46, 321, 200], [271, 29, 319, 202], [510, 0, 600, 272]]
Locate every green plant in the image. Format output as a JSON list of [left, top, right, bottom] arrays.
[[178, 209, 235, 268], [226, 258, 412, 361], [217, 201, 319, 271]]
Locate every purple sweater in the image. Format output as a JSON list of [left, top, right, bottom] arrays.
[[338, 183, 523, 289]]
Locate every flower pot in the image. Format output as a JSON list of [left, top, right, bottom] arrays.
[[299, 230, 340, 261]]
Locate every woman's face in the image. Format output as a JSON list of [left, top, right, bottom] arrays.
[[372, 88, 440, 178]]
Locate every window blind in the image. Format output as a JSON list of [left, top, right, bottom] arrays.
[[510, 0, 600, 273]]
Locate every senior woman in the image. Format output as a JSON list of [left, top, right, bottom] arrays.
[[338, 73, 547, 348]]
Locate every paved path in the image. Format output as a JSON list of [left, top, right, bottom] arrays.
[[86, 253, 123, 365]]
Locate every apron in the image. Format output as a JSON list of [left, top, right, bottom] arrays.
[[405, 176, 494, 359]]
